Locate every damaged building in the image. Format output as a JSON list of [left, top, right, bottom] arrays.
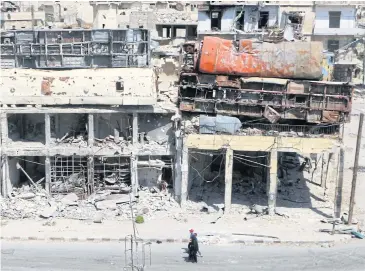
[[0, 28, 177, 219], [176, 32, 354, 215], [0, 1, 361, 223]]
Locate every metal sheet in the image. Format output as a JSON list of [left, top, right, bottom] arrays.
[[199, 115, 241, 134], [198, 36, 323, 80]]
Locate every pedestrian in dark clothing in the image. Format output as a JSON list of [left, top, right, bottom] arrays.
[[188, 234, 199, 263]]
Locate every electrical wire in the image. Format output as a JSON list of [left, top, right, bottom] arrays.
[[233, 155, 270, 168]]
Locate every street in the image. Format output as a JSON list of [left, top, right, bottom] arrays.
[[1, 241, 365, 271]]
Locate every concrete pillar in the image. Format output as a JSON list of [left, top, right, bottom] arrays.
[[88, 114, 94, 146], [0, 113, 8, 146], [1, 155, 10, 197], [181, 141, 189, 206], [332, 147, 344, 218], [114, 128, 120, 143], [224, 148, 233, 214], [268, 149, 278, 215], [45, 113, 51, 147], [45, 156, 51, 193], [174, 131, 182, 203], [132, 113, 138, 144], [87, 156, 94, 195], [130, 154, 138, 197]]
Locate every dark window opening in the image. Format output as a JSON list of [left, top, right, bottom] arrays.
[[328, 40, 340, 52], [211, 11, 222, 30], [295, 96, 307, 104], [354, 68, 361, 78], [235, 10, 245, 30], [288, 15, 303, 24], [116, 81, 124, 91], [329, 11, 341, 28], [102, 23, 105, 29], [259, 11, 269, 29], [162, 167, 173, 186]]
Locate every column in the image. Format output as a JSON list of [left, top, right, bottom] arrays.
[[224, 148, 233, 214], [174, 130, 182, 203], [268, 149, 278, 216], [114, 128, 120, 143], [130, 154, 138, 197], [180, 141, 189, 206], [88, 114, 94, 146], [45, 113, 51, 146], [0, 113, 8, 146], [332, 147, 343, 218], [1, 155, 10, 197], [45, 156, 51, 193], [132, 113, 138, 144], [87, 156, 94, 195]]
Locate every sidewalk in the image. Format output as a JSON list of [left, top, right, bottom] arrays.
[[0, 210, 354, 245]]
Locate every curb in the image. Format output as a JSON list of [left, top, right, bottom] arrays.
[[0, 236, 336, 246]]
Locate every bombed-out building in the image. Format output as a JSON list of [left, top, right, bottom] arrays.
[[0, 1, 359, 220], [176, 33, 354, 214], [0, 28, 176, 201]]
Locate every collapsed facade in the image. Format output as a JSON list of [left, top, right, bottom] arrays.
[[176, 34, 354, 214], [0, 29, 175, 209], [0, 1, 360, 221]]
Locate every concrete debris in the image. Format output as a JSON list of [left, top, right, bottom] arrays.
[[238, 127, 339, 138], [93, 213, 103, 223], [61, 193, 79, 206], [17, 192, 36, 200], [56, 134, 88, 147], [1, 183, 179, 222], [43, 220, 56, 226], [40, 205, 57, 219], [95, 200, 118, 211], [249, 204, 268, 215], [182, 116, 199, 134]]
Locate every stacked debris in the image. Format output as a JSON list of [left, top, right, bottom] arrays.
[[0, 185, 179, 222], [55, 133, 88, 147], [94, 135, 130, 152], [182, 116, 199, 134]]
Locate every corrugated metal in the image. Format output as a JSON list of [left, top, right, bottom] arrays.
[[198, 36, 323, 80]]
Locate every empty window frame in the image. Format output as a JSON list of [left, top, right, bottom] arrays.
[[258, 11, 269, 29], [211, 11, 222, 30], [235, 10, 245, 30], [328, 40, 340, 52], [329, 11, 341, 28]]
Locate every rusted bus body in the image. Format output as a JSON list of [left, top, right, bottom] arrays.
[[178, 74, 353, 124], [184, 37, 323, 80], [179, 38, 353, 124]]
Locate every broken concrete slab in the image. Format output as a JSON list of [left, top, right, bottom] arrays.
[[40, 205, 57, 218], [95, 200, 117, 211], [61, 193, 79, 206], [17, 192, 36, 200], [105, 194, 131, 204]]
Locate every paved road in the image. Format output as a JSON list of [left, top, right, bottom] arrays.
[[1, 241, 365, 271]]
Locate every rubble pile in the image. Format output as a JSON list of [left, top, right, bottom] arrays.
[[182, 116, 199, 134], [0, 185, 180, 222], [155, 9, 195, 24], [94, 136, 130, 151], [239, 127, 339, 138], [54, 134, 88, 147]]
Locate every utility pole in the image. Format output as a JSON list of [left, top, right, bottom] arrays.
[[348, 113, 364, 225], [363, 37, 365, 85]]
